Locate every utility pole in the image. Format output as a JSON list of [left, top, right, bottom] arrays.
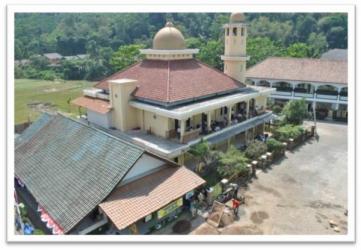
[[313, 101, 317, 136]]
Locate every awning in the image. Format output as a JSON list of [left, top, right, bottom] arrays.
[[99, 166, 205, 230], [72, 96, 111, 114]]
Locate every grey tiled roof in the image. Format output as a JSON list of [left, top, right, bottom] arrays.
[[321, 49, 347, 61], [15, 113, 144, 233]]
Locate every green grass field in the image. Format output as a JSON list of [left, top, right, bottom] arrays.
[[15, 79, 95, 124]]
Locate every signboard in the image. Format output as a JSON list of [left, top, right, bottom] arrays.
[[157, 198, 183, 219], [144, 213, 152, 222]]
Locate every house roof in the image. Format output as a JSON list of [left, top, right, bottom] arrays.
[[321, 49, 347, 61], [43, 53, 63, 59], [15, 113, 144, 233], [72, 96, 111, 114], [95, 59, 244, 105], [99, 166, 205, 230], [246, 57, 347, 85]]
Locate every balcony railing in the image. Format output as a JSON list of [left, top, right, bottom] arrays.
[[271, 88, 346, 101], [179, 109, 269, 144]]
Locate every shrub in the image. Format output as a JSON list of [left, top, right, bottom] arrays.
[[15, 65, 25, 79], [245, 140, 268, 160], [272, 104, 282, 114], [266, 138, 285, 153], [39, 70, 56, 81], [274, 124, 304, 142]]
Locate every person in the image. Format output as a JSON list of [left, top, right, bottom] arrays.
[[231, 199, 241, 218]]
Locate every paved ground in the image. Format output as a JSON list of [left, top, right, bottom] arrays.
[[191, 121, 348, 235]]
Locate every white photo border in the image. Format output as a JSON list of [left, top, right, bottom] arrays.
[[6, 3, 356, 243]]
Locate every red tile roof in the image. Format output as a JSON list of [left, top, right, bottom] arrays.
[[96, 59, 244, 104], [71, 96, 111, 114], [99, 166, 205, 230], [246, 57, 347, 85]]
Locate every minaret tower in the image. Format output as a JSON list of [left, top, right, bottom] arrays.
[[221, 13, 249, 83]]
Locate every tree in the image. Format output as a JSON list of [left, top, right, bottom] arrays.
[[245, 140, 268, 160], [84, 60, 110, 81], [197, 40, 224, 70], [317, 14, 347, 49], [307, 32, 328, 57], [281, 99, 309, 124], [247, 37, 286, 67], [217, 146, 249, 178], [110, 44, 145, 72], [189, 139, 218, 172], [286, 43, 310, 58], [29, 55, 49, 69]]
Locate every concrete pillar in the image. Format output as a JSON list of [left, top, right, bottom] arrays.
[[180, 119, 186, 139], [314, 85, 318, 99], [178, 154, 185, 165], [246, 100, 250, 119], [207, 112, 212, 131], [227, 105, 232, 126]]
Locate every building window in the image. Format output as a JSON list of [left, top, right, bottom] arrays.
[[226, 28, 229, 36], [241, 27, 244, 36], [232, 27, 237, 36]]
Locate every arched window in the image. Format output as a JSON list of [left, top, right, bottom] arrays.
[[258, 80, 271, 87], [316, 85, 338, 95], [241, 27, 244, 36], [273, 81, 293, 92], [226, 28, 229, 36], [294, 83, 315, 94], [232, 27, 237, 36], [340, 87, 348, 96]]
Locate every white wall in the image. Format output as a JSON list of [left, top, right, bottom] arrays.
[[120, 154, 167, 185], [87, 110, 112, 128]]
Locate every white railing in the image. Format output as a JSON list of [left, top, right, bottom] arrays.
[[339, 96, 348, 101], [316, 94, 338, 100], [272, 91, 292, 96], [294, 92, 314, 98]]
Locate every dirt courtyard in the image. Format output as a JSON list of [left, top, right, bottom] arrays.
[[192, 121, 348, 235]]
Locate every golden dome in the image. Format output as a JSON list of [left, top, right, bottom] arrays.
[[230, 13, 245, 23], [153, 22, 186, 50]]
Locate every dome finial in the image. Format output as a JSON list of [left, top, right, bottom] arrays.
[[165, 21, 174, 27]]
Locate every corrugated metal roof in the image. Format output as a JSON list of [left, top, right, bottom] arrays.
[[15, 113, 144, 233], [15, 113, 53, 146]]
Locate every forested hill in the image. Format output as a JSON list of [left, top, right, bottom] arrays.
[[15, 13, 347, 81]]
